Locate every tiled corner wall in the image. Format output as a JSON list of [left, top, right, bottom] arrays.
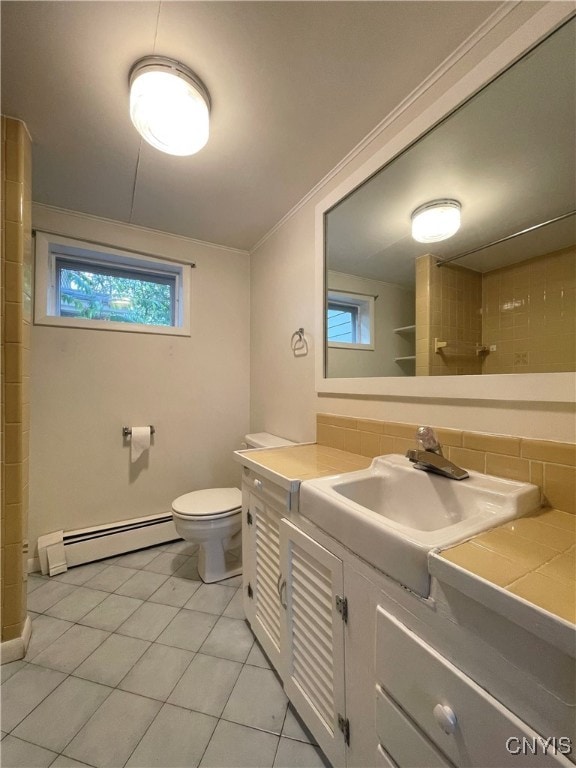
[[1, 116, 32, 647], [316, 413, 576, 514], [415, 255, 483, 377], [482, 245, 576, 374]]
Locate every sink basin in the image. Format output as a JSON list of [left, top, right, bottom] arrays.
[[300, 454, 541, 597]]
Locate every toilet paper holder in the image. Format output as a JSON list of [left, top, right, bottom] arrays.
[[122, 425, 156, 437]]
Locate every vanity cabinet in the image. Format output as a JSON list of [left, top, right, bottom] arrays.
[[242, 469, 347, 767], [240, 464, 574, 768]]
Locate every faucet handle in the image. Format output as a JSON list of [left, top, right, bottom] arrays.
[[416, 426, 443, 455]]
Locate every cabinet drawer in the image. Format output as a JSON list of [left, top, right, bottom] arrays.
[[375, 684, 453, 768], [375, 606, 574, 768], [243, 468, 293, 513]]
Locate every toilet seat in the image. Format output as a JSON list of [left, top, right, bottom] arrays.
[[172, 488, 242, 521]]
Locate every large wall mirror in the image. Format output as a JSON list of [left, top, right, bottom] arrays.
[[321, 14, 575, 393]]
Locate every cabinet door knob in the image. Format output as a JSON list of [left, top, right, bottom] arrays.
[[253, 478, 263, 490], [433, 704, 457, 735]]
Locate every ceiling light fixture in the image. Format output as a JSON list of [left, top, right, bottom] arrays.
[[129, 56, 210, 156], [411, 199, 461, 243]]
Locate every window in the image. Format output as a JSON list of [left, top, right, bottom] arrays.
[[34, 233, 190, 336], [326, 291, 374, 349]]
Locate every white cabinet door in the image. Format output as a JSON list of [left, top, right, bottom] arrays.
[[279, 518, 347, 768], [244, 492, 283, 669]]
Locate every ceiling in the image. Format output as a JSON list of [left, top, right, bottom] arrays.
[[327, 17, 576, 287], [1, 1, 504, 251]]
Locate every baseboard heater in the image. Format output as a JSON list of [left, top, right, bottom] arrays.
[[37, 513, 179, 576]]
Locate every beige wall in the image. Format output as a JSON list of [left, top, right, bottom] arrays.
[[249, 5, 576, 445], [29, 205, 250, 558], [1, 117, 32, 642]]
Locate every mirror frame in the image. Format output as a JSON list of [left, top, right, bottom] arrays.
[[315, 3, 576, 403]]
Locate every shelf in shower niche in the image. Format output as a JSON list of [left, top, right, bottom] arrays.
[[395, 356, 416, 362], [393, 325, 416, 334]]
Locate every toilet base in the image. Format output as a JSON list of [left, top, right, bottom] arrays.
[[198, 539, 242, 584]]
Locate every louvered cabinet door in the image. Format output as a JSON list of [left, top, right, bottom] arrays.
[[248, 495, 283, 669], [280, 519, 347, 768]]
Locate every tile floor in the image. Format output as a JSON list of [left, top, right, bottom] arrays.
[[1, 541, 329, 768]]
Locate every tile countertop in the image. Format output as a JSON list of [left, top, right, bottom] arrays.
[[436, 507, 576, 626], [235, 444, 372, 490]]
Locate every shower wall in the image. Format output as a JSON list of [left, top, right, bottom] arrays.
[[1, 116, 32, 654]]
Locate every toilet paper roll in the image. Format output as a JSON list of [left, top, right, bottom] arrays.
[[131, 426, 151, 463]]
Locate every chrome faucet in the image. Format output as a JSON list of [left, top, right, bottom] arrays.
[[406, 426, 469, 480]]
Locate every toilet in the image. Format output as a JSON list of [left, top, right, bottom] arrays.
[[171, 432, 295, 583]]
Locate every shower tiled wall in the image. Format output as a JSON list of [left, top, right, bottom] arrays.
[[415, 255, 483, 376], [482, 246, 575, 374], [1, 116, 32, 647]]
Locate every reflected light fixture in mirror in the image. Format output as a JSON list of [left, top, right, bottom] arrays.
[[411, 199, 461, 243], [129, 56, 210, 156]]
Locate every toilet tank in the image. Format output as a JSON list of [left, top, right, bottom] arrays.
[[243, 432, 296, 449]]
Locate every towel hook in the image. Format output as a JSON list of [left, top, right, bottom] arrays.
[[291, 327, 305, 345]]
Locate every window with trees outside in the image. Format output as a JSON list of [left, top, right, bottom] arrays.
[[34, 232, 190, 336]]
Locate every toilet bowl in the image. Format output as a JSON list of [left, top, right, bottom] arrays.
[[171, 432, 295, 583], [172, 488, 242, 583]]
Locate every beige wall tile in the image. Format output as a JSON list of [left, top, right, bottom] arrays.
[[357, 418, 384, 434], [4, 463, 24, 505], [344, 429, 362, 455], [379, 435, 395, 455], [4, 343, 23, 383], [4, 261, 23, 302], [393, 436, 414, 454], [463, 432, 521, 456], [529, 461, 544, 488], [521, 439, 576, 467], [5, 180, 23, 223], [544, 464, 576, 515], [360, 431, 381, 458], [433, 427, 462, 448], [2, 622, 23, 643], [324, 415, 358, 430], [2, 583, 24, 627], [4, 504, 23, 546], [383, 422, 416, 439], [5, 140, 25, 183], [5, 424, 23, 464], [3, 543, 22, 586], [317, 424, 346, 451], [448, 447, 485, 474], [485, 453, 530, 483], [4, 301, 23, 343]]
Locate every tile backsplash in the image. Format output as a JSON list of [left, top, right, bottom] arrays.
[[316, 413, 576, 514]]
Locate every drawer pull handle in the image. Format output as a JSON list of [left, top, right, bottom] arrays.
[[253, 478, 263, 490], [433, 704, 457, 735]]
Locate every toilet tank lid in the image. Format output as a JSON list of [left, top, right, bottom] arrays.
[[244, 432, 296, 449]]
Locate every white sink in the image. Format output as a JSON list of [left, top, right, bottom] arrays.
[[300, 453, 541, 597]]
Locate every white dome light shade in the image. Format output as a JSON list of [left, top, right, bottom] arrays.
[[129, 57, 210, 156], [411, 200, 461, 243]]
